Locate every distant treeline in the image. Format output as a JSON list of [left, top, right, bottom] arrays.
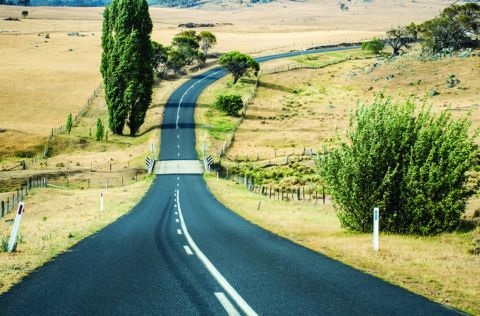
[[0, 0, 201, 7]]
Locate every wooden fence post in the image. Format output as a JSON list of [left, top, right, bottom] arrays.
[[1, 201, 4, 217], [323, 187, 326, 205]]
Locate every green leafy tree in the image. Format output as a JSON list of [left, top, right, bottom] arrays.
[[361, 38, 385, 55], [219, 51, 260, 84], [199, 31, 216, 55], [100, 0, 154, 136], [172, 35, 200, 65], [95, 118, 104, 141], [214, 94, 244, 116], [66, 113, 73, 135], [177, 30, 199, 40], [317, 97, 478, 235], [418, 3, 480, 54], [166, 48, 188, 74]]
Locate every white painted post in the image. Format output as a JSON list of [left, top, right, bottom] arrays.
[[151, 143, 155, 159], [100, 193, 104, 212], [373, 207, 379, 251], [216, 171, 219, 182], [8, 202, 25, 252]]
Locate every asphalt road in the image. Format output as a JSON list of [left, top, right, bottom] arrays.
[[0, 46, 462, 315]]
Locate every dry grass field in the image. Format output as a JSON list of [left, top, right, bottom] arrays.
[[205, 174, 480, 314], [226, 48, 480, 160], [0, 0, 447, 157]]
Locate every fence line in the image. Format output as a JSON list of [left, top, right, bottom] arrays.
[[220, 172, 327, 204], [218, 75, 260, 158], [0, 172, 141, 218], [0, 175, 47, 218], [43, 84, 103, 158]]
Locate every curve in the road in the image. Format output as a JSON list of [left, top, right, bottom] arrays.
[[0, 45, 463, 316]]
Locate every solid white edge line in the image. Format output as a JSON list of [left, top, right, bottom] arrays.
[[215, 292, 241, 316], [183, 245, 193, 255], [176, 70, 222, 129], [176, 189, 258, 316]]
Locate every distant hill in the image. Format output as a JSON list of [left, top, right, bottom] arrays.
[[1, 0, 272, 7]]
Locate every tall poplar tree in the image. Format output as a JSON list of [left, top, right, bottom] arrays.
[[101, 0, 154, 136]]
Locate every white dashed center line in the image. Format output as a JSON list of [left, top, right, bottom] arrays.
[[183, 245, 193, 255]]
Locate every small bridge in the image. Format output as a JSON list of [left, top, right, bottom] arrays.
[[153, 160, 204, 175]]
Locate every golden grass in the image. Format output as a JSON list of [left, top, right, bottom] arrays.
[[224, 49, 480, 161], [0, 0, 447, 157], [0, 178, 151, 293], [205, 174, 480, 314]]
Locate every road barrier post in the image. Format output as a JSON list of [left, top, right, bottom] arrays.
[[8, 202, 25, 252], [373, 207, 379, 251]]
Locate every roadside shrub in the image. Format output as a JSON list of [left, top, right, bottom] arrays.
[[96, 118, 104, 141], [66, 113, 73, 135], [214, 94, 244, 116], [317, 96, 478, 235], [361, 38, 385, 55]]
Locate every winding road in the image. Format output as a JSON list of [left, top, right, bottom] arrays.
[[0, 46, 461, 315]]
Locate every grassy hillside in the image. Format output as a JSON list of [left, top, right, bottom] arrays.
[[197, 47, 480, 314]]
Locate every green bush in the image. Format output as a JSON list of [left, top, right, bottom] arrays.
[[317, 97, 478, 235], [96, 118, 104, 141], [214, 94, 244, 116], [361, 38, 385, 55], [66, 113, 73, 135]]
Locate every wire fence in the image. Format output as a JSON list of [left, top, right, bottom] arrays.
[[1, 175, 47, 218], [219, 172, 327, 204], [0, 171, 143, 218], [43, 84, 102, 158], [218, 75, 260, 158]]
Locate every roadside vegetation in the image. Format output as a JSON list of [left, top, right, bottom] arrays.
[[197, 3, 480, 312]]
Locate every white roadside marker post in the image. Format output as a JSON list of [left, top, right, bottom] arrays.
[[216, 171, 219, 182], [373, 207, 379, 251], [8, 202, 25, 253], [101, 193, 104, 212]]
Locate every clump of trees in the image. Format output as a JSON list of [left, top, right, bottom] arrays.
[[152, 30, 216, 78], [214, 94, 243, 116], [219, 51, 259, 84], [385, 3, 480, 56], [317, 96, 478, 235], [100, 0, 154, 136]]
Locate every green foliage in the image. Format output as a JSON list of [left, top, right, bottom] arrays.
[[317, 97, 478, 235], [100, 0, 154, 136], [219, 51, 260, 84], [199, 31, 217, 55], [66, 113, 73, 135], [214, 94, 244, 116], [405, 3, 480, 55], [95, 118, 104, 141], [361, 38, 385, 55], [172, 35, 200, 65], [21, 10, 28, 18], [166, 48, 188, 74]]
